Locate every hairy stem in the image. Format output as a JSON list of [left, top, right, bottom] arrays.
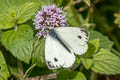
[[18, 60, 24, 80], [27, 72, 58, 80], [90, 72, 97, 80], [106, 76, 110, 80], [24, 64, 36, 79]]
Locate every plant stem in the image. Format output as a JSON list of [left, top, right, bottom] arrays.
[[79, 65, 83, 71], [71, 62, 81, 70], [14, 25, 18, 32], [106, 76, 110, 80], [90, 72, 97, 80], [27, 72, 58, 80], [18, 60, 24, 80], [24, 64, 36, 80]]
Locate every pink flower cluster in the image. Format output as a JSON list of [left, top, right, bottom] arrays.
[[34, 4, 68, 38]]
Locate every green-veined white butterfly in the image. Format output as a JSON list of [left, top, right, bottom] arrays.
[[45, 27, 89, 69]]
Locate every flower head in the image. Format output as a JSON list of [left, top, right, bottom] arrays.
[[34, 4, 68, 38]]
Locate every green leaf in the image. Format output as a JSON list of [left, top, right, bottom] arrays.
[[0, 0, 40, 13], [83, 0, 91, 6], [114, 16, 120, 25], [65, 4, 86, 27], [0, 0, 23, 29], [0, 0, 39, 29], [55, 0, 63, 5], [0, 14, 15, 29], [0, 51, 10, 80], [32, 38, 46, 67], [84, 39, 100, 57], [65, 7, 80, 26], [16, 2, 38, 24], [89, 30, 113, 50], [2, 24, 33, 63], [58, 70, 86, 80], [0, 30, 3, 44], [3, 50, 19, 78], [39, 0, 54, 6], [80, 39, 99, 69], [81, 58, 93, 69], [92, 48, 120, 74]]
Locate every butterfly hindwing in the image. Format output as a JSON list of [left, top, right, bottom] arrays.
[[54, 27, 89, 55], [45, 32, 75, 69]]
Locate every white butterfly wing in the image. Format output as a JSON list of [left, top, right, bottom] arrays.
[[45, 34, 75, 69], [54, 27, 89, 55]]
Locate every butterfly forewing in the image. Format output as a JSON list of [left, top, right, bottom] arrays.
[[54, 27, 89, 55]]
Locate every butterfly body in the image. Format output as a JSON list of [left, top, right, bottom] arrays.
[[45, 27, 89, 69], [49, 29, 71, 53]]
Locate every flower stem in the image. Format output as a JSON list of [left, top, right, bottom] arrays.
[[106, 76, 110, 80], [24, 64, 36, 80], [18, 60, 24, 80], [27, 72, 58, 80], [90, 72, 97, 80]]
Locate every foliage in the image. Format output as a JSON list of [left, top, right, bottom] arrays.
[[92, 48, 120, 74], [0, 0, 120, 80], [0, 51, 10, 80], [2, 24, 33, 63], [58, 70, 86, 80], [32, 38, 46, 67]]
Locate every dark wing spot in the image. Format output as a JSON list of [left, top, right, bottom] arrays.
[[81, 29, 89, 37], [54, 58, 58, 62], [47, 61, 52, 66], [46, 61, 55, 69], [86, 37, 88, 40], [78, 35, 82, 39]]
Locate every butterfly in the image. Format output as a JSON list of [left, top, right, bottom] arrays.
[[45, 27, 89, 69]]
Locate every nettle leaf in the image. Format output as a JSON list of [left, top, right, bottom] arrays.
[[0, 51, 10, 80], [0, 30, 3, 44], [89, 30, 113, 50], [3, 50, 19, 78], [92, 48, 120, 74], [0, 0, 39, 29], [81, 58, 93, 69], [32, 38, 46, 67], [2, 24, 33, 63], [58, 70, 86, 80], [84, 39, 100, 57], [0, 14, 15, 29], [16, 2, 38, 24], [89, 39, 100, 54], [0, 0, 20, 29], [83, 0, 91, 6], [81, 39, 99, 69]]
